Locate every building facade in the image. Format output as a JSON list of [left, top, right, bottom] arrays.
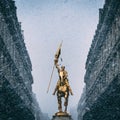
[[78, 0, 120, 119], [0, 0, 45, 120], [77, 87, 86, 120]]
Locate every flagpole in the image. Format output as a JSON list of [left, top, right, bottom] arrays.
[[47, 65, 55, 93], [47, 41, 63, 93]]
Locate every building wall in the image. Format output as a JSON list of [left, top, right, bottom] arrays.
[[77, 87, 86, 120], [78, 0, 120, 119], [0, 0, 44, 120], [85, 0, 120, 108]]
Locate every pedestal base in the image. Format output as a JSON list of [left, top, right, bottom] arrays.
[[51, 112, 73, 120]]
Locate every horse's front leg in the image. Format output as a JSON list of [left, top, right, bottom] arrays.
[[64, 92, 68, 112], [57, 92, 62, 112]]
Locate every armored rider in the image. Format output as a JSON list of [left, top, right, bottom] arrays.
[[53, 54, 73, 112]]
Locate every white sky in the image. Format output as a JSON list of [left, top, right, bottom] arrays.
[[15, 0, 105, 117]]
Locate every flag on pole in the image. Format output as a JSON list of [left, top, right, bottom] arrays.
[[47, 41, 63, 93], [55, 41, 63, 59]]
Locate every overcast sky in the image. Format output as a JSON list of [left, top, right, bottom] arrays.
[[15, 0, 105, 117]]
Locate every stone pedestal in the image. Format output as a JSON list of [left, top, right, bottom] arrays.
[[51, 112, 73, 120]]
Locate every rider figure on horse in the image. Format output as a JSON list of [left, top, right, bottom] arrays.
[[53, 54, 73, 112]]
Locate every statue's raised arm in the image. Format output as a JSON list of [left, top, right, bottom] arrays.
[[54, 54, 60, 72]]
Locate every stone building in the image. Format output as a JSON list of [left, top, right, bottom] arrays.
[[77, 87, 86, 120], [78, 0, 120, 119], [0, 0, 45, 120]]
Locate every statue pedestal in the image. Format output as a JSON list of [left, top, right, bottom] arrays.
[[51, 112, 73, 120]]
